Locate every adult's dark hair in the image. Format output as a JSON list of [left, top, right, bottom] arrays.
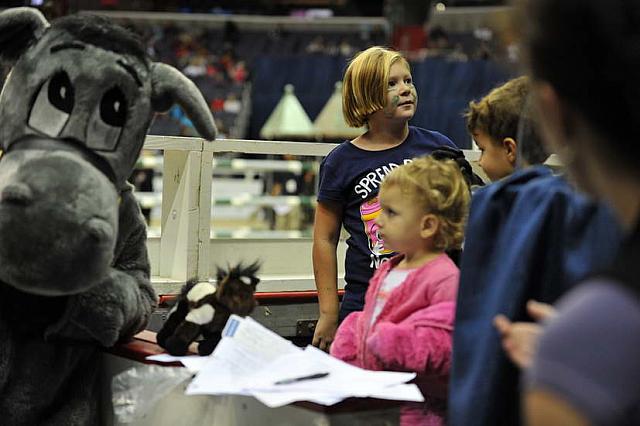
[[519, 0, 640, 174], [517, 94, 548, 166], [520, 0, 640, 295]]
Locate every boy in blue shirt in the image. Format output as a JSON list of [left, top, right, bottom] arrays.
[[449, 76, 622, 425]]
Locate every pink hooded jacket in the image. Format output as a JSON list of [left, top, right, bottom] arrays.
[[330, 253, 458, 426]]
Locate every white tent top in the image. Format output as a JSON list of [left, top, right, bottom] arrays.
[[314, 81, 366, 140], [260, 84, 316, 140]]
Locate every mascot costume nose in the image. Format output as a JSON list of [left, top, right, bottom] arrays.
[[0, 7, 216, 425]]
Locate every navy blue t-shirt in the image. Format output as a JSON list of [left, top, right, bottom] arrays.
[[317, 126, 456, 319]]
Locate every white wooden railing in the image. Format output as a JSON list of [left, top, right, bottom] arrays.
[[144, 135, 350, 294], [145, 135, 559, 295]]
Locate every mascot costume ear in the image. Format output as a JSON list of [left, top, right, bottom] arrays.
[[0, 8, 216, 296], [0, 7, 49, 63]]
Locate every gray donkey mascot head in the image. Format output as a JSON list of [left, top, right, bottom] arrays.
[[0, 8, 216, 294], [0, 7, 216, 425]]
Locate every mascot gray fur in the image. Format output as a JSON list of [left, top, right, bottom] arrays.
[[0, 7, 216, 425]]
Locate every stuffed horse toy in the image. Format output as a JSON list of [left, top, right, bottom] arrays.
[[157, 262, 261, 356], [0, 7, 216, 425]]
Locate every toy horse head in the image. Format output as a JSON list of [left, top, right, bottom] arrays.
[[215, 262, 261, 316]]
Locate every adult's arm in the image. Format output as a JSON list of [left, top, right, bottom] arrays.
[[525, 282, 640, 425], [524, 389, 589, 426]]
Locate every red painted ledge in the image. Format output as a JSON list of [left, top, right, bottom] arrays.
[[107, 330, 196, 366], [158, 289, 345, 307]]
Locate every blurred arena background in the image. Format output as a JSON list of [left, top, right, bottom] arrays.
[[1, 0, 515, 239]]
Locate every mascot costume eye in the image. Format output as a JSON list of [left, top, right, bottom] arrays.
[[0, 7, 216, 425]]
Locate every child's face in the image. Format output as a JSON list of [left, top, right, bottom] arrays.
[[379, 62, 417, 122], [473, 130, 515, 181], [376, 184, 427, 255]]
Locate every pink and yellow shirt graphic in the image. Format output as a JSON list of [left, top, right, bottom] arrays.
[[360, 196, 393, 257]]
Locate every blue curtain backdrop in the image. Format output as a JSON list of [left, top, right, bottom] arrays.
[[249, 55, 513, 149]]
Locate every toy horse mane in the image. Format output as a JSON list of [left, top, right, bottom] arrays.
[[216, 261, 260, 287]]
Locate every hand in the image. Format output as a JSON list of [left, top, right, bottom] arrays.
[[312, 312, 338, 352], [493, 300, 557, 369], [524, 300, 557, 322]]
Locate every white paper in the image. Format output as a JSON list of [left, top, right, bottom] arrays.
[[179, 315, 423, 407], [245, 346, 415, 395], [241, 346, 422, 407], [146, 354, 185, 363], [251, 389, 344, 408], [220, 316, 300, 364], [367, 384, 425, 402], [145, 354, 209, 373], [186, 315, 300, 396]]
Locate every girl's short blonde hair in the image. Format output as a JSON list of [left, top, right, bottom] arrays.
[[342, 46, 410, 128], [381, 156, 470, 251]]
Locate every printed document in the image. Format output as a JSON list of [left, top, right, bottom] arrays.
[[149, 315, 424, 407]]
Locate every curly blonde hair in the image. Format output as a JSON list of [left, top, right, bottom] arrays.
[[381, 156, 470, 251], [342, 46, 410, 128]]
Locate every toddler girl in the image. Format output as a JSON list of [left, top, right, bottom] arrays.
[[331, 155, 470, 425]]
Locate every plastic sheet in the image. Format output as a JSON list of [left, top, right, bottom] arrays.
[[108, 363, 400, 425], [112, 365, 193, 423]]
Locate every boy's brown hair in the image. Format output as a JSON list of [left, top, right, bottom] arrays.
[[465, 76, 530, 145], [342, 46, 410, 128], [382, 156, 470, 251]]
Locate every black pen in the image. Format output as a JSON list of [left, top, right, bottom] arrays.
[[273, 372, 330, 385]]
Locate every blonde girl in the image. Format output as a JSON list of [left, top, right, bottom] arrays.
[[312, 46, 458, 350]]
